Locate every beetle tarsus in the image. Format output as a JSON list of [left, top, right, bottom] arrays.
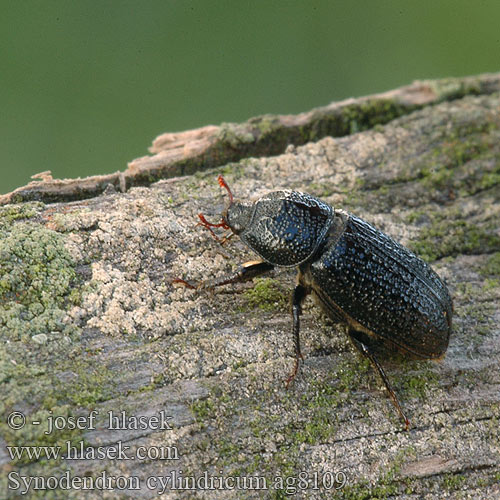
[[285, 354, 304, 388], [172, 278, 196, 289], [285, 283, 309, 388], [349, 330, 411, 430]]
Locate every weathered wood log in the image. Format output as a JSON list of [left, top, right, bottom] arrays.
[[1, 74, 499, 499], [2, 72, 500, 206]]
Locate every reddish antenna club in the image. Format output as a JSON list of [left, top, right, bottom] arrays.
[[196, 175, 234, 241], [218, 175, 234, 203]]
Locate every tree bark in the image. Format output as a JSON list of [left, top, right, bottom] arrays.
[[1, 74, 499, 499]]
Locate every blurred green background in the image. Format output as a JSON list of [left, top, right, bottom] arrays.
[[2, 0, 500, 194]]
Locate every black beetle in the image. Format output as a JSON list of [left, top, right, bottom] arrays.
[[175, 175, 453, 429]]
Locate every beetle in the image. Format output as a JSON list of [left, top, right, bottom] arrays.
[[175, 175, 453, 429]]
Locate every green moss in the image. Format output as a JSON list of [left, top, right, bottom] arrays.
[[337, 357, 372, 391], [0, 222, 81, 340], [428, 77, 481, 101], [186, 348, 421, 480], [297, 356, 372, 412], [138, 372, 168, 393], [252, 115, 280, 136], [301, 376, 343, 410], [287, 416, 336, 445], [340, 447, 421, 499], [182, 352, 435, 496], [421, 137, 493, 192], [242, 278, 288, 312], [218, 122, 256, 148], [212, 97, 416, 175], [0, 201, 44, 223], [0, 348, 52, 415], [476, 169, 500, 191], [321, 99, 406, 140], [341, 476, 400, 500], [61, 360, 115, 407], [409, 215, 500, 262], [1, 343, 116, 411], [482, 278, 499, 292], [1, 404, 86, 466], [191, 397, 218, 421], [308, 182, 334, 198], [404, 210, 428, 224], [414, 120, 500, 199], [442, 473, 467, 491], [218, 161, 246, 179], [480, 252, 500, 277], [398, 367, 438, 399], [0, 348, 97, 467]]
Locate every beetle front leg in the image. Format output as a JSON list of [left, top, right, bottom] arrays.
[[349, 329, 410, 430], [173, 260, 274, 290], [285, 283, 309, 388]]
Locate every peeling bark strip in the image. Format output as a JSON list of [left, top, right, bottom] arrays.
[[2, 72, 500, 206], [1, 77, 500, 499]]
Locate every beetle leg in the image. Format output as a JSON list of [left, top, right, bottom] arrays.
[[173, 260, 274, 290], [203, 260, 274, 288], [285, 283, 308, 388], [349, 329, 411, 430]]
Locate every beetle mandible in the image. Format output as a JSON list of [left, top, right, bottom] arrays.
[[175, 175, 453, 429]]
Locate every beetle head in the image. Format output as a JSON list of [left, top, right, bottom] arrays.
[[199, 177, 335, 267], [234, 190, 335, 267]]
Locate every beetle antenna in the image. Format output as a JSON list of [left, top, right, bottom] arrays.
[[196, 176, 234, 242], [218, 175, 234, 203], [197, 213, 230, 241]]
